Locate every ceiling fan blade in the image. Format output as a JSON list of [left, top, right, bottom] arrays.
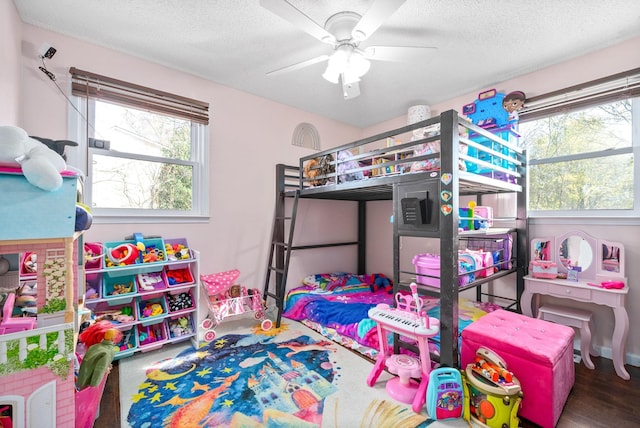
[[266, 55, 330, 76], [351, 0, 406, 42], [364, 45, 437, 62], [260, 0, 336, 44]]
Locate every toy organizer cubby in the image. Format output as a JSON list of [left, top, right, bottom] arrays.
[[82, 237, 199, 359]]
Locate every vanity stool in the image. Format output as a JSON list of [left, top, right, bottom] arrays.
[[461, 309, 575, 428], [537, 304, 595, 369]]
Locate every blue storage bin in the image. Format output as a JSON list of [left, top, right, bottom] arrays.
[[137, 295, 168, 326], [103, 238, 167, 277], [103, 274, 137, 305]]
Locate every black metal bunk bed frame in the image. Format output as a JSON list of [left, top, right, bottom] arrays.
[[263, 109, 527, 368]]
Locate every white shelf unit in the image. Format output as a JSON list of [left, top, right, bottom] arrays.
[[82, 245, 200, 359]]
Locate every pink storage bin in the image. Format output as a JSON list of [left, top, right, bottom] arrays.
[[413, 253, 476, 287], [413, 254, 440, 287], [136, 321, 168, 352], [84, 242, 103, 270], [530, 260, 558, 279]]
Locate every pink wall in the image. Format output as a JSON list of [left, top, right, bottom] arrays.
[[17, 24, 362, 292], [0, 0, 22, 124]]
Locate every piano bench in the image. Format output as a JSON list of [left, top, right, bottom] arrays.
[[461, 309, 574, 428]]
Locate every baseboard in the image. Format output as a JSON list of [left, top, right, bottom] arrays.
[[585, 344, 640, 367]]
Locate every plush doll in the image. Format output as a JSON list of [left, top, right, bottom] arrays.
[[0, 125, 67, 191], [77, 321, 122, 390]]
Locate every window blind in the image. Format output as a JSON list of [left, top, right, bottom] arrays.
[[69, 67, 209, 125], [519, 67, 640, 122]]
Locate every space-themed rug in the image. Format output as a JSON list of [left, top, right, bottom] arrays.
[[121, 321, 469, 427]]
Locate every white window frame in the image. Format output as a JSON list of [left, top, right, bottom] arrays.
[[68, 97, 210, 223], [521, 70, 640, 220]]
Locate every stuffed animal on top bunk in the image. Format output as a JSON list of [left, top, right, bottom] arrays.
[[303, 154, 334, 186], [0, 125, 69, 191], [336, 150, 365, 183]]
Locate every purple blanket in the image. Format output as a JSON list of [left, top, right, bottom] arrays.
[[283, 283, 394, 350]]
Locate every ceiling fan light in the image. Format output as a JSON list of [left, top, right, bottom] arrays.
[[349, 51, 371, 77], [342, 70, 361, 85], [322, 65, 341, 84]]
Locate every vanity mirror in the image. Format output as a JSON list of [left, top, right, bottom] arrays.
[[557, 231, 597, 278], [598, 239, 625, 277], [529, 231, 625, 281], [531, 237, 554, 261]]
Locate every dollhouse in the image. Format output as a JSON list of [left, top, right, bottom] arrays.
[[0, 171, 84, 428]]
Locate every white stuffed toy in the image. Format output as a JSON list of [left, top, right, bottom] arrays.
[[0, 125, 67, 191]]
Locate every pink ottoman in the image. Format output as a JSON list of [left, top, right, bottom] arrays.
[[461, 309, 574, 428]]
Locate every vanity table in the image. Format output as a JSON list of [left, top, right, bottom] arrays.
[[522, 231, 630, 380]]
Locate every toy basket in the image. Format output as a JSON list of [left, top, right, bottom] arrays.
[[200, 269, 240, 296]]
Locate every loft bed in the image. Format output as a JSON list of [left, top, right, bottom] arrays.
[[266, 109, 527, 368]]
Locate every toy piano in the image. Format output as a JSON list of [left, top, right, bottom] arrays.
[[367, 283, 440, 413]]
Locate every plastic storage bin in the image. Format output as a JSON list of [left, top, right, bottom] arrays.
[[103, 274, 137, 305], [84, 273, 102, 302], [166, 288, 195, 313], [413, 253, 476, 287], [103, 237, 167, 276], [164, 238, 193, 261], [114, 326, 138, 359], [136, 321, 168, 352], [137, 295, 168, 326], [165, 265, 195, 287], [85, 300, 137, 328], [166, 313, 195, 341], [136, 271, 168, 294], [84, 242, 103, 271]]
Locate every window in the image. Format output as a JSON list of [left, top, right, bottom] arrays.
[[519, 69, 640, 217], [68, 68, 209, 221]]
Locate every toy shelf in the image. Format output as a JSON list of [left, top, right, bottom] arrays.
[[82, 240, 200, 358]]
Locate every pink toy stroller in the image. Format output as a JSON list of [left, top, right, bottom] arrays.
[[200, 269, 272, 342]]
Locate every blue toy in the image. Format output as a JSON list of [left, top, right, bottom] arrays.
[[426, 367, 464, 420]]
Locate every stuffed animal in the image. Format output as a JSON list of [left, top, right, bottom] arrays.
[[0, 125, 67, 191]]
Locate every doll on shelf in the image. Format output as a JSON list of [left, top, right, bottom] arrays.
[[76, 321, 122, 390]]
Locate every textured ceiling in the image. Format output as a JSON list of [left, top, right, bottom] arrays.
[[13, 0, 640, 128]]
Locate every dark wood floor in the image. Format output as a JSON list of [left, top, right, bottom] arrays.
[[95, 355, 640, 427]]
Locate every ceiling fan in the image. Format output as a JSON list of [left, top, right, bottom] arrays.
[[260, 0, 436, 99]]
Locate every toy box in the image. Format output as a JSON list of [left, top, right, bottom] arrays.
[[114, 326, 138, 359], [529, 260, 558, 279], [136, 295, 168, 326], [413, 253, 476, 287], [136, 271, 168, 294], [164, 238, 193, 261], [0, 172, 77, 240], [165, 265, 195, 287], [84, 273, 102, 302], [102, 237, 167, 276], [84, 242, 103, 270], [166, 314, 195, 340], [166, 289, 195, 313], [103, 274, 137, 305], [86, 300, 137, 328], [136, 321, 168, 352]]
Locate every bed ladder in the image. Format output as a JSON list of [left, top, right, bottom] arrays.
[[263, 165, 301, 328]]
